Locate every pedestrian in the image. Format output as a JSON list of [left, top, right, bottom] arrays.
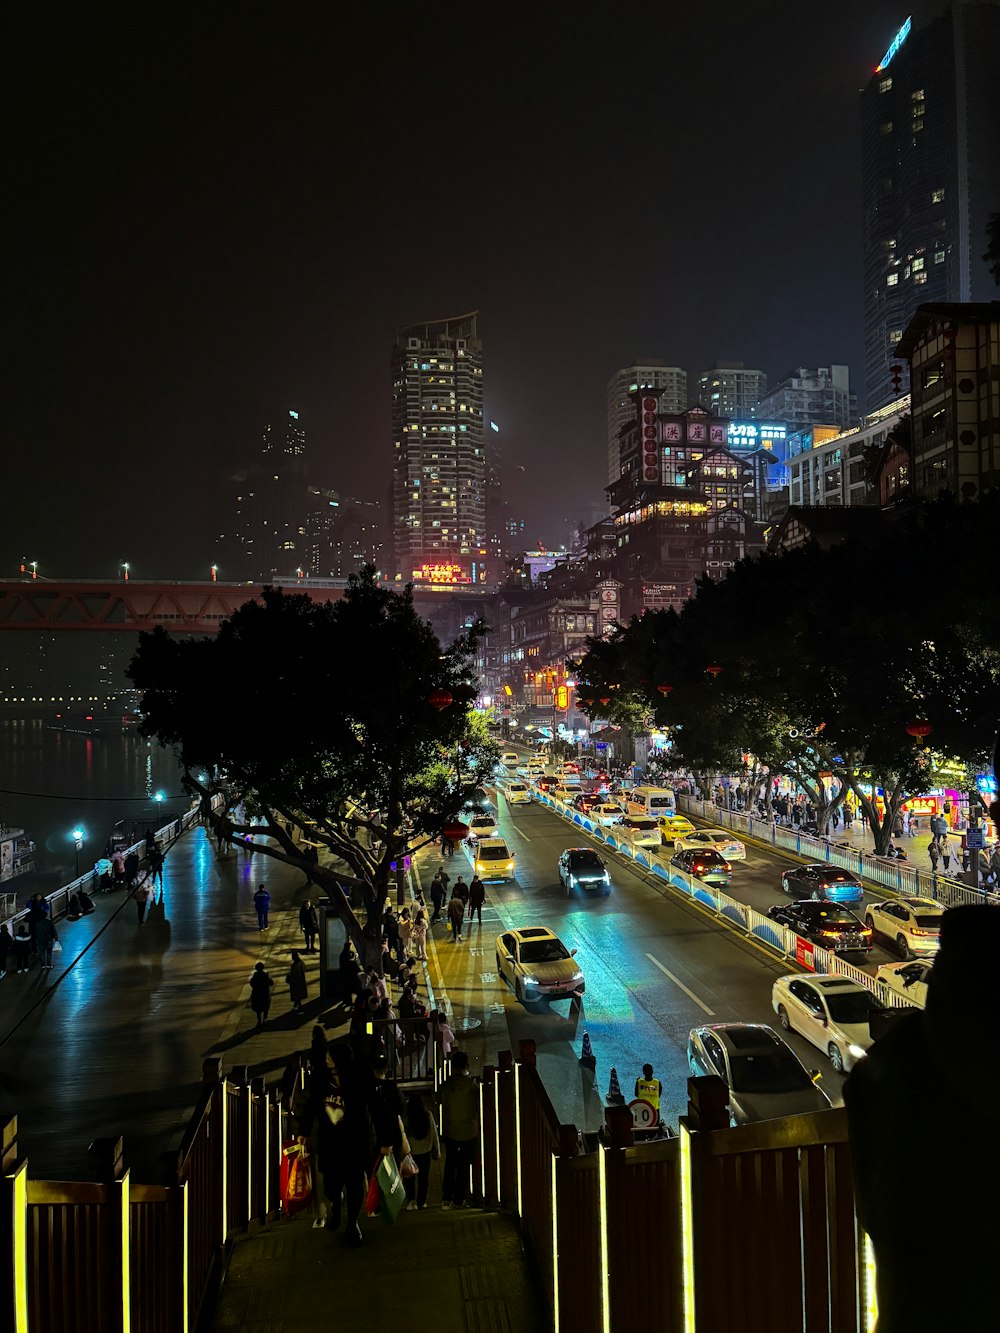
[[452, 876, 469, 909], [411, 909, 428, 961], [299, 898, 319, 953], [468, 876, 485, 926], [398, 908, 414, 957], [312, 1040, 394, 1247], [135, 879, 155, 924], [447, 892, 465, 943], [34, 915, 58, 970], [26, 894, 47, 957], [338, 939, 361, 1001], [0, 923, 11, 978], [403, 1091, 440, 1210], [382, 907, 402, 963], [430, 872, 446, 925], [149, 844, 164, 887], [249, 962, 274, 1029], [634, 1063, 663, 1118], [928, 837, 940, 872], [441, 832, 454, 858], [253, 883, 271, 931], [431, 1009, 456, 1060], [111, 849, 126, 889], [12, 920, 32, 974], [439, 1051, 479, 1209], [990, 843, 1000, 887], [940, 838, 952, 874], [124, 849, 140, 889], [286, 950, 308, 1014], [145, 829, 157, 858]]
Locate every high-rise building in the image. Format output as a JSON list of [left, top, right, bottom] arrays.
[[391, 312, 487, 585], [861, 4, 1000, 410], [755, 366, 857, 431], [305, 488, 386, 578], [607, 362, 687, 485], [697, 362, 767, 420], [217, 409, 308, 581]]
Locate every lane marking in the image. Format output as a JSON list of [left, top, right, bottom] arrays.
[[645, 952, 716, 1016]]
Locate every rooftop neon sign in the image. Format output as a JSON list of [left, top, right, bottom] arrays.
[[876, 16, 911, 71]]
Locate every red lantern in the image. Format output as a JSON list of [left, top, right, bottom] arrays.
[[442, 820, 469, 842], [428, 689, 453, 711], [599, 695, 611, 705], [706, 665, 723, 678], [905, 720, 932, 739], [657, 683, 673, 695]]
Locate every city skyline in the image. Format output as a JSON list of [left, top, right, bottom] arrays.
[[8, 1, 996, 579]]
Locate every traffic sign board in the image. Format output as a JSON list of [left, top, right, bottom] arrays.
[[629, 1098, 658, 1130], [966, 827, 986, 850]]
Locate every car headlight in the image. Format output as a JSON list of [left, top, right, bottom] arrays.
[[602, 871, 610, 882], [848, 1044, 867, 1060], [523, 975, 540, 988]]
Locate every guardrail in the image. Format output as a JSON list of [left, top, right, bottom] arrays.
[[532, 788, 921, 1011]]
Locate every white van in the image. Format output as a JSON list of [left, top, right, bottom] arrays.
[[625, 786, 676, 819]]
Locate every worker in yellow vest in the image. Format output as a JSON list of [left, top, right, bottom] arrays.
[[634, 1064, 662, 1114]]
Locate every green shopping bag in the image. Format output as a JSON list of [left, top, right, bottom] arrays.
[[376, 1152, 406, 1225]]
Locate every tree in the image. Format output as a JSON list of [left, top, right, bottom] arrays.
[[127, 570, 499, 966]]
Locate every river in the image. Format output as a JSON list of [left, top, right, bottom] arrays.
[[0, 718, 187, 892]]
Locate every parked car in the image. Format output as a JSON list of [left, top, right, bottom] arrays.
[[618, 815, 662, 850], [875, 959, 932, 1008], [864, 897, 944, 958], [495, 926, 585, 1003], [473, 838, 516, 882], [558, 848, 612, 896], [504, 782, 532, 806], [780, 864, 865, 906], [466, 810, 498, 840], [674, 828, 747, 861], [767, 901, 872, 953], [686, 1023, 831, 1124], [656, 813, 697, 843], [591, 802, 626, 827], [672, 846, 732, 887], [771, 974, 890, 1072]]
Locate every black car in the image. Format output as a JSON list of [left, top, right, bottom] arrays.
[[768, 901, 873, 953], [779, 863, 865, 906], [558, 848, 612, 895], [572, 792, 601, 814]]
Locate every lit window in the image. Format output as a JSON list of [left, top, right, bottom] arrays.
[[911, 88, 925, 101], [879, 76, 893, 93], [912, 256, 925, 272], [931, 188, 945, 203], [912, 119, 924, 132], [880, 121, 893, 136], [913, 272, 927, 285], [888, 329, 902, 345], [887, 272, 899, 286], [934, 250, 945, 264]]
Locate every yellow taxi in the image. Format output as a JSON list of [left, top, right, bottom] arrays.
[[656, 812, 696, 844]]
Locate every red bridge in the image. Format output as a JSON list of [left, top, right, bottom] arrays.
[[0, 578, 347, 633]]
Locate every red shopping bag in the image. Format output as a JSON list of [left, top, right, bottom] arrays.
[[280, 1139, 313, 1215], [365, 1170, 381, 1217]]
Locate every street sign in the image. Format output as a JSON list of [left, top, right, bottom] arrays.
[[628, 1099, 658, 1130], [595, 742, 608, 751], [966, 827, 986, 850], [795, 935, 816, 970]]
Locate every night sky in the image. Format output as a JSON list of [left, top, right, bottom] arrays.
[[8, 1, 943, 577]]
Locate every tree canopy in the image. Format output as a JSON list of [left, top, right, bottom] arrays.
[[573, 494, 1000, 850], [128, 569, 499, 960]]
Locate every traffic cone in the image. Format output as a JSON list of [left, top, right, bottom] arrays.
[[607, 1067, 624, 1104], [579, 1030, 596, 1070]]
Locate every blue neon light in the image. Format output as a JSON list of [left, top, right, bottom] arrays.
[[876, 16, 911, 72]]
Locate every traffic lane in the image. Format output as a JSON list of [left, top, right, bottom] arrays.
[[485, 799, 846, 1122]]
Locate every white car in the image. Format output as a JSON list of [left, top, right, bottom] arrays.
[[876, 959, 932, 1008], [772, 975, 889, 1073], [617, 816, 662, 850], [495, 926, 585, 1003], [504, 782, 531, 806], [686, 1024, 831, 1125], [466, 810, 498, 840], [674, 828, 747, 861], [591, 802, 626, 827], [473, 837, 516, 882], [864, 897, 944, 959]]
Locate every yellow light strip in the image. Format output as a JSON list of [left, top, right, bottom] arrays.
[[597, 1147, 611, 1333], [678, 1121, 696, 1332], [263, 1095, 270, 1217], [862, 1232, 879, 1332], [493, 1076, 501, 1206], [8, 1162, 28, 1333], [245, 1087, 252, 1230], [514, 1063, 523, 1218], [180, 1180, 190, 1333], [120, 1169, 131, 1333], [551, 1153, 560, 1333]]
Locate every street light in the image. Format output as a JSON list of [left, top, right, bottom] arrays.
[[121, 562, 130, 582], [211, 564, 218, 582], [71, 827, 85, 879]]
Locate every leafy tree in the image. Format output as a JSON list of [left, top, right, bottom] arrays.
[[127, 570, 499, 965]]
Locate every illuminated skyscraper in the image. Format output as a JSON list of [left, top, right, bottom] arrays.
[[217, 408, 308, 581], [861, 3, 1000, 409], [607, 363, 687, 485], [696, 362, 767, 421], [391, 312, 487, 584]]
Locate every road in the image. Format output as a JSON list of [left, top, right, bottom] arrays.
[[415, 782, 861, 1136]]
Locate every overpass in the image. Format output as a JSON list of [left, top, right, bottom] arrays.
[[0, 578, 347, 633]]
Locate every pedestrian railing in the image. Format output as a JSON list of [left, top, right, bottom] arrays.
[[365, 1016, 439, 1087]]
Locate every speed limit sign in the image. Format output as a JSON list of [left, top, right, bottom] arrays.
[[629, 1098, 658, 1130]]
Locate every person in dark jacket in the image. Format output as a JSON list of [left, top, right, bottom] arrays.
[[447, 892, 465, 943], [467, 876, 485, 925], [0, 923, 12, 977], [34, 915, 58, 970], [845, 905, 1000, 1332], [12, 921, 32, 973], [430, 873, 446, 925], [286, 950, 308, 1013], [313, 1041, 394, 1247], [299, 899, 319, 953], [249, 962, 274, 1029], [439, 1050, 479, 1208], [338, 939, 361, 1000], [253, 884, 271, 931], [26, 894, 48, 956]]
